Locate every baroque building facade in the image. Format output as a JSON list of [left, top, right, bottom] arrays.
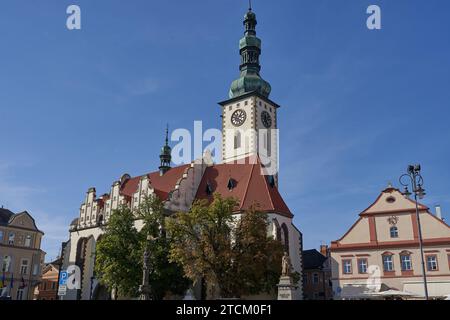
[[330, 185, 450, 299], [0, 208, 45, 300], [61, 7, 303, 300]]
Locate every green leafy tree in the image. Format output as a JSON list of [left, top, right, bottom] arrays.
[[167, 194, 286, 299], [136, 195, 191, 300], [167, 194, 236, 299], [95, 195, 190, 300], [94, 205, 142, 298], [230, 206, 284, 297]]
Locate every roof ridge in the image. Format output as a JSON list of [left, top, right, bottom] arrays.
[[261, 165, 275, 211], [240, 161, 257, 210]]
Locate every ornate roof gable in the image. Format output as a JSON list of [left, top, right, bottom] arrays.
[[360, 187, 428, 216]]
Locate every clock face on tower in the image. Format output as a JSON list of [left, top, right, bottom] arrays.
[[261, 111, 272, 128], [231, 109, 247, 127]]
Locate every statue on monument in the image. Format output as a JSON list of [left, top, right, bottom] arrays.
[[281, 251, 292, 277]]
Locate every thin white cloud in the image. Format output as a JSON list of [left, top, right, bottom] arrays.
[[127, 77, 161, 96]]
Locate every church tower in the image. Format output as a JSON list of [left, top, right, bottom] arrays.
[[220, 5, 279, 171], [159, 125, 172, 175]]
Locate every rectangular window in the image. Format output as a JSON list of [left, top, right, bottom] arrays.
[[2, 256, 12, 272], [16, 288, 24, 300], [32, 264, 39, 276], [303, 274, 308, 285], [234, 132, 241, 149], [383, 255, 394, 272], [313, 273, 319, 285], [427, 255, 438, 271], [8, 232, 15, 245], [358, 259, 368, 274], [24, 235, 32, 247], [0, 230, 3, 242], [20, 259, 29, 275], [390, 227, 399, 238], [401, 255, 412, 271], [343, 260, 352, 274]]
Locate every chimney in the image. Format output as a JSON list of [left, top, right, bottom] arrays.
[[435, 205, 443, 220], [320, 244, 329, 257]]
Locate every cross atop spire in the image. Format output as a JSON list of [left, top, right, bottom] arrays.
[[165, 124, 169, 146], [249, 0, 252, 11]]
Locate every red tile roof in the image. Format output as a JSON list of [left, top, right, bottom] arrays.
[[120, 164, 191, 201], [117, 160, 292, 217], [195, 161, 292, 217]]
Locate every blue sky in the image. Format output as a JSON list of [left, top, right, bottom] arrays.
[[1, 0, 449, 260]]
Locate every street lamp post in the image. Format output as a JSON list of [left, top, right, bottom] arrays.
[[399, 164, 429, 300], [138, 235, 154, 300]]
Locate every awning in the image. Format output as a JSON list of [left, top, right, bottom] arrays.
[[403, 281, 450, 298], [337, 283, 390, 300]]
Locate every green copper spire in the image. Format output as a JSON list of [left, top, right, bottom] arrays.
[[159, 125, 171, 175], [229, 6, 271, 99]]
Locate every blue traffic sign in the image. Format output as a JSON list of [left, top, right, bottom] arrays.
[[59, 271, 68, 285]]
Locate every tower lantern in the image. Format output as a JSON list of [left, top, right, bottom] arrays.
[[159, 125, 172, 176]]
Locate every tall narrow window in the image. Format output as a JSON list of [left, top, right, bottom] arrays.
[[383, 255, 394, 271], [281, 223, 289, 252], [20, 259, 29, 275], [8, 232, 15, 245], [426, 255, 438, 271], [24, 235, 32, 247], [32, 264, 39, 276], [16, 288, 24, 300], [400, 254, 412, 271], [234, 131, 241, 149], [2, 256, 12, 272], [358, 259, 368, 274], [0, 230, 3, 242], [343, 260, 352, 274], [266, 130, 271, 156], [313, 273, 319, 285]]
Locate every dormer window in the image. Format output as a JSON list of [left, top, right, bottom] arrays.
[[267, 175, 275, 188], [206, 181, 213, 195], [390, 226, 399, 238], [227, 178, 236, 191]]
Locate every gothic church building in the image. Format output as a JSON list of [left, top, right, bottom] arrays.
[[61, 7, 303, 300]]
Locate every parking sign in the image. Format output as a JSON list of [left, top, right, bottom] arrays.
[[59, 270, 68, 285]]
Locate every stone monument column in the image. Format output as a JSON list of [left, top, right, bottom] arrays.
[[277, 252, 298, 300]]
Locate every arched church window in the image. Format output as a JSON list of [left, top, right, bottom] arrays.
[[281, 223, 289, 252]]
